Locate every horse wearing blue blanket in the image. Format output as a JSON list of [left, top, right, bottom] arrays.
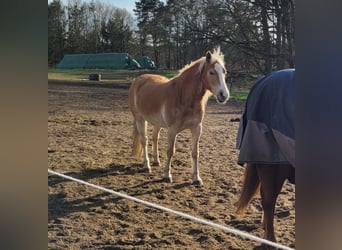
[[235, 69, 295, 249]]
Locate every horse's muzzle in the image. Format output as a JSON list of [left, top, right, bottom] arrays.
[[216, 91, 229, 103]]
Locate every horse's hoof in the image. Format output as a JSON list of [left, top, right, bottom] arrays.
[[152, 161, 160, 167], [162, 177, 172, 183], [143, 163, 151, 173], [192, 179, 203, 186]]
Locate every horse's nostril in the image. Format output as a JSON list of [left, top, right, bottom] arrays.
[[217, 90, 229, 103], [220, 91, 226, 99], [216, 91, 227, 103]]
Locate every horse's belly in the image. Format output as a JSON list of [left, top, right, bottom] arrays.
[[144, 113, 168, 127], [178, 115, 203, 130]]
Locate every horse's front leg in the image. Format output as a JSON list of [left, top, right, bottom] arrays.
[[190, 124, 203, 185], [152, 126, 161, 166], [163, 128, 177, 183]]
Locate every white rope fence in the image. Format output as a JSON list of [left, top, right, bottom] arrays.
[[48, 169, 294, 250]]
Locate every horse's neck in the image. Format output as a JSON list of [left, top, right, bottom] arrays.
[[171, 64, 208, 108]]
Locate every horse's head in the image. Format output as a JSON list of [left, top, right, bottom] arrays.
[[200, 48, 230, 104]]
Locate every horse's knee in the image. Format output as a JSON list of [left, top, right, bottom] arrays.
[[140, 135, 148, 145]]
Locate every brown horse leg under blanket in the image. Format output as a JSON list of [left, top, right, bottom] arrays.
[[256, 164, 292, 249]]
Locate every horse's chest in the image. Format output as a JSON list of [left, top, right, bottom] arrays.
[[177, 108, 204, 128]]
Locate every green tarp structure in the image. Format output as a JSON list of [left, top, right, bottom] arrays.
[[137, 56, 156, 69], [56, 53, 142, 69]]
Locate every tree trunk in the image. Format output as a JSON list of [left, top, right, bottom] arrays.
[[260, 0, 272, 73]]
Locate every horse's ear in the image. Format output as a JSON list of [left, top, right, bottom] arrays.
[[206, 51, 211, 62]]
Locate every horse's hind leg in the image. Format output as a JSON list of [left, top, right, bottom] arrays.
[[257, 164, 287, 248], [136, 117, 151, 172], [152, 126, 161, 166], [190, 124, 203, 185], [163, 128, 177, 183]]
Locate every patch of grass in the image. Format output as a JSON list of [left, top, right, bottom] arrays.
[[129, 69, 178, 78], [48, 68, 179, 82], [152, 70, 178, 78], [229, 90, 248, 102], [48, 68, 132, 81]]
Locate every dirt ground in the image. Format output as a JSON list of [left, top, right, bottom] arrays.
[[48, 80, 295, 249]]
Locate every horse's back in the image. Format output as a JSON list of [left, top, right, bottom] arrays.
[[131, 74, 169, 89], [129, 74, 170, 123], [129, 73, 169, 103], [237, 69, 295, 167]]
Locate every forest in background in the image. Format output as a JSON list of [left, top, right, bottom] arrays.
[[48, 0, 295, 75]]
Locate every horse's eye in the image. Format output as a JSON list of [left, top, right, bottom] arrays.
[[209, 71, 215, 75]]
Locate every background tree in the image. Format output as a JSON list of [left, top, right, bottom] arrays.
[[48, 0, 136, 66], [100, 8, 133, 53], [48, 0, 295, 75], [65, 0, 88, 53], [48, 0, 66, 66], [134, 0, 165, 66]]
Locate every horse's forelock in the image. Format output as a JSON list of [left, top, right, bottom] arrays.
[[197, 47, 225, 74], [211, 46, 225, 68]]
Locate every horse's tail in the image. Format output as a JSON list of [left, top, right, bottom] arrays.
[[131, 119, 142, 159], [235, 163, 260, 216]]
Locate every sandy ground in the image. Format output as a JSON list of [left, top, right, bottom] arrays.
[[48, 80, 295, 249]]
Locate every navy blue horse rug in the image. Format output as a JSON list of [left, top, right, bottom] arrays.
[[236, 69, 295, 179]]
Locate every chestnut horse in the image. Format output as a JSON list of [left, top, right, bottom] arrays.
[[128, 47, 229, 185], [235, 69, 295, 249]]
